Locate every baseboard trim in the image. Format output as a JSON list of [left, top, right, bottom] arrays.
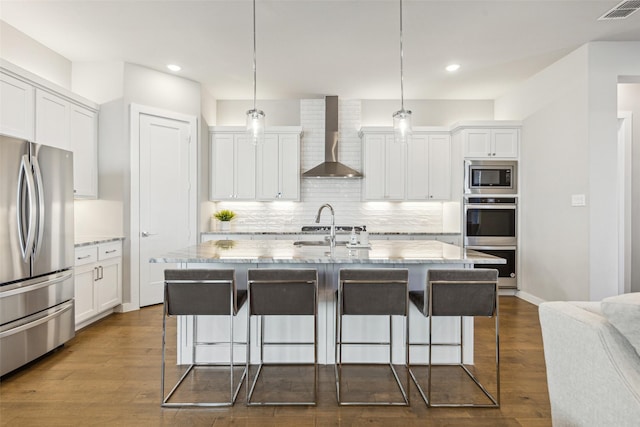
[[516, 290, 546, 306]]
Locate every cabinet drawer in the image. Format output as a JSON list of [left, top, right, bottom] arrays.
[[74, 246, 98, 266], [99, 242, 122, 260]]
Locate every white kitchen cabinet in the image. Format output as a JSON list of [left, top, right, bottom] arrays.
[[0, 71, 35, 140], [407, 134, 451, 200], [462, 128, 519, 158], [257, 132, 300, 201], [35, 89, 71, 151], [73, 241, 122, 330], [70, 104, 98, 198], [210, 133, 256, 200], [362, 133, 405, 200]]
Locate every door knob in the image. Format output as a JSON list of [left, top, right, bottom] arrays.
[[141, 231, 157, 237]]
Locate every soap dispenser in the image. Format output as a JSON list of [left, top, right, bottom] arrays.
[[350, 227, 358, 245]]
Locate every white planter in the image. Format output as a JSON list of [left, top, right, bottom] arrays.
[[219, 221, 231, 232]]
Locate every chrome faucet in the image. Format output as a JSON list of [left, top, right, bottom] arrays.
[[315, 203, 336, 247]]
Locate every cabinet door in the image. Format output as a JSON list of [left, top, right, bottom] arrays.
[[427, 134, 451, 200], [35, 89, 70, 150], [257, 134, 279, 200], [96, 258, 121, 312], [492, 128, 519, 158], [362, 134, 386, 200], [406, 135, 429, 200], [70, 104, 98, 198], [0, 73, 34, 140], [278, 134, 300, 200], [234, 135, 256, 199], [74, 264, 98, 325], [385, 135, 406, 200], [463, 129, 491, 158], [210, 134, 235, 200]]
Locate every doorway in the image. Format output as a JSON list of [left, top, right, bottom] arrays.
[[617, 111, 632, 295], [130, 105, 197, 307]]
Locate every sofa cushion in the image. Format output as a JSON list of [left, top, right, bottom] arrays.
[[601, 292, 640, 356]]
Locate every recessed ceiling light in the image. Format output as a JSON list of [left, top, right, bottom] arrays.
[[446, 64, 460, 72], [167, 64, 181, 72]]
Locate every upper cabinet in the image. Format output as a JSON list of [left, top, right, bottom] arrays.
[[362, 133, 405, 200], [407, 134, 451, 200], [0, 72, 35, 140], [35, 89, 71, 150], [460, 127, 519, 159], [70, 105, 98, 198], [257, 131, 301, 201], [210, 126, 302, 202], [210, 133, 256, 200], [360, 128, 451, 202], [1, 62, 100, 199]]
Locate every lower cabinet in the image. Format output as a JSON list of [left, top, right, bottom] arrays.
[[74, 241, 122, 329]]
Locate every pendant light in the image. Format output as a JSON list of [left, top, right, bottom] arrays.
[[392, 0, 411, 144], [246, 0, 265, 145]]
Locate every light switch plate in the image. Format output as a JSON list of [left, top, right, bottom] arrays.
[[571, 194, 586, 206]]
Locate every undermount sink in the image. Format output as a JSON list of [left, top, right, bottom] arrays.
[[293, 240, 348, 247]]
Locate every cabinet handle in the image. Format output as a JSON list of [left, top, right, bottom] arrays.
[[105, 249, 116, 254], [77, 255, 91, 260], [99, 266, 104, 280], [94, 267, 99, 281]]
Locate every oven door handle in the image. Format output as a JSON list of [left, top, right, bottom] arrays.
[[465, 205, 517, 210]]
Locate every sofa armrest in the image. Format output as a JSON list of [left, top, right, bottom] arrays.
[[539, 302, 640, 427]]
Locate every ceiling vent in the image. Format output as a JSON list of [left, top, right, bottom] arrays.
[[598, 0, 640, 20]]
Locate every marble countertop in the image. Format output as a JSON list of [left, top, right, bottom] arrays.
[[201, 230, 461, 236], [75, 236, 125, 247], [150, 239, 503, 265]]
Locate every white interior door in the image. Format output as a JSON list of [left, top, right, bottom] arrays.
[[139, 113, 194, 306]]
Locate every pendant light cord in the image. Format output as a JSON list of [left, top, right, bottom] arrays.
[[252, 0, 257, 111], [399, 0, 405, 111]]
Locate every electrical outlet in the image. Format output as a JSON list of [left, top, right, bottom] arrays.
[[571, 194, 586, 207]]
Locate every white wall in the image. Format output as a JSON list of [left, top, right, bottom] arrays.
[[216, 99, 300, 126], [618, 84, 640, 293], [496, 42, 640, 302], [361, 99, 494, 126], [0, 21, 71, 89]]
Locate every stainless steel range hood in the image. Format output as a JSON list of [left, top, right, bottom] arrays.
[[302, 96, 362, 178]]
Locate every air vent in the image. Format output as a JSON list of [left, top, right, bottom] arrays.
[[598, 0, 640, 20]]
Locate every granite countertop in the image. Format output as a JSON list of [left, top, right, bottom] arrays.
[[150, 239, 503, 265], [75, 236, 125, 247]]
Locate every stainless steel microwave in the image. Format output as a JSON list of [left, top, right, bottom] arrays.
[[464, 160, 517, 194]]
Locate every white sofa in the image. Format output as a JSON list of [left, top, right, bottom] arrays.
[[539, 293, 640, 427]]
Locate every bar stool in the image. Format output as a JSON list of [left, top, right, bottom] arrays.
[[409, 268, 499, 408], [246, 268, 318, 406], [161, 269, 247, 407], [336, 268, 410, 406]]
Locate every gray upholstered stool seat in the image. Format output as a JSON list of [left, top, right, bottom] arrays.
[[161, 269, 247, 407], [409, 268, 500, 408], [336, 268, 410, 406], [246, 268, 318, 406]]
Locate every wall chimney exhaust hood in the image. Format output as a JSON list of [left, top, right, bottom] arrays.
[[302, 96, 362, 178]]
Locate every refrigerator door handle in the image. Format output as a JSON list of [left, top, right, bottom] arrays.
[[31, 155, 46, 260], [16, 154, 36, 262]]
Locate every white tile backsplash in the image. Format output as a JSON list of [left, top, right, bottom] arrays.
[[209, 99, 460, 234]]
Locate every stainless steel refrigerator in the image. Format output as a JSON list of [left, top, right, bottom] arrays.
[[0, 135, 75, 376]]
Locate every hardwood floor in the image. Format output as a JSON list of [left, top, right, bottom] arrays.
[[0, 297, 551, 426]]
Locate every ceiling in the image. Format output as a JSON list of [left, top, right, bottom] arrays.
[[1, 0, 639, 100]]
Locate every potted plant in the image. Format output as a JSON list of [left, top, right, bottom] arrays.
[[213, 209, 236, 231]]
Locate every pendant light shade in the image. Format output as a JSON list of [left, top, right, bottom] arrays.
[[246, 108, 265, 144], [393, 0, 411, 144], [246, 0, 265, 145]]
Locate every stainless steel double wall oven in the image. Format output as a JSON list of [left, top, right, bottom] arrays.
[[464, 160, 518, 289]]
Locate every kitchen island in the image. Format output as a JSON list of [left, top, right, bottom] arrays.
[[151, 239, 504, 365]]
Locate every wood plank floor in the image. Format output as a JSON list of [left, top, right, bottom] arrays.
[[0, 296, 551, 426]]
